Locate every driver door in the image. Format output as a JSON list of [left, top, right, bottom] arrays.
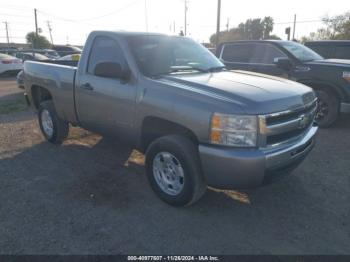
[[75, 36, 137, 137], [249, 43, 291, 78]]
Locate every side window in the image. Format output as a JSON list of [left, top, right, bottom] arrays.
[[221, 44, 255, 63], [335, 46, 350, 59], [251, 44, 287, 64], [87, 36, 127, 75], [310, 46, 334, 58]]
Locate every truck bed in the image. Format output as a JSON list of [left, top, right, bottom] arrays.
[[24, 61, 78, 124], [40, 59, 79, 67]]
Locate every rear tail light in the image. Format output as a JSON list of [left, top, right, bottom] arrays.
[[1, 60, 12, 64]]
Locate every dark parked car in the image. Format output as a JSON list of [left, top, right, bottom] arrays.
[[52, 45, 82, 57], [216, 40, 350, 127], [305, 40, 350, 59]]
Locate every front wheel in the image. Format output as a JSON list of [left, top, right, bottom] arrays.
[[145, 135, 207, 206], [315, 90, 339, 128], [38, 100, 69, 144]]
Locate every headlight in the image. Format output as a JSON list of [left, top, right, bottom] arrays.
[[343, 72, 350, 83], [210, 113, 258, 147]]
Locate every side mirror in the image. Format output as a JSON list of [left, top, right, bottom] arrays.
[[94, 62, 131, 82], [273, 57, 292, 70]]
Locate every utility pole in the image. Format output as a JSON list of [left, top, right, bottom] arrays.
[[34, 8, 38, 49], [47, 21, 53, 45], [3, 21, 10, 47], [215, 0, 221, 48], [144, 0, 148, 32], [173, 21, 176, 33], [292, 14, 296, 40], [226, 17, 230, 32], [184, 0, 188, 36]]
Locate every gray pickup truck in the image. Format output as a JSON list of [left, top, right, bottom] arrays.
[[24, 31, 318, 206]]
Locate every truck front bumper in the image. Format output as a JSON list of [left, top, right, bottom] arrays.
[[198, 125, 318, 189]]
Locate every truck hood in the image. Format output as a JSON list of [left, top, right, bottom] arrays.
[[306, 59, 350, 68], [158, 70, 316, 114]]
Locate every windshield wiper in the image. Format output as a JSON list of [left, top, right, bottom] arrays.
[[150, 66, 225, 78], [169, 66, 208, 73], [206, 66, 226, 72], [150, 67, 207, 78]]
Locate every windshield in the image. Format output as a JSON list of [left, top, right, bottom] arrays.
[[280, 41, 323, 62], [127, 35, 224, 77]]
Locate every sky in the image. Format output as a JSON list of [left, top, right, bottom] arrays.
[[0, 0, 349, 45]]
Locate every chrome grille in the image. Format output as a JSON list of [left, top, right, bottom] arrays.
[[259, 99, 317, 148]]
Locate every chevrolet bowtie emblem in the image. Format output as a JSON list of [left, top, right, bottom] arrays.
[[298, 114, 309, 129]]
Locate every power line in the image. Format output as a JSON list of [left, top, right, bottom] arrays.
[[72, 0, 141, 22], [0, 4, 33, 11], [0, 13, 32, 18], [2, 21, 34, 25], [35, 0, 142, 29], [36, 10, 78, 23], [82, 0, 141, 21], [274, 19, 323, 25], [0, 36, 23, 39]]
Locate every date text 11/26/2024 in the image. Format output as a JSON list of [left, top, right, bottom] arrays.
[[127, 256, 219, 261]]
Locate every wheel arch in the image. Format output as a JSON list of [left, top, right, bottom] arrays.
[[298, 80, 344, 102], [140, 116, 199, 153], [31, 85, 53, 109]]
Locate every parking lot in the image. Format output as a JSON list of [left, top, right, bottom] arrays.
[[0, 77, 349, 254]]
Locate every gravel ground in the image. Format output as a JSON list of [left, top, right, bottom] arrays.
[[0, 79, 349, 255]]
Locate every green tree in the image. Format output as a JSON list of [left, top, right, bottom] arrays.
[[302, 11, 350, 42], [262, 16, 274, 39], [250, 18, 264, 39], [267, 34, 281, 40], [25, 32, 51, 49], [210, 16, 275, 45]]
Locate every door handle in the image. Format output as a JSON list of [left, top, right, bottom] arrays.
[[81, 82, 94, 91]]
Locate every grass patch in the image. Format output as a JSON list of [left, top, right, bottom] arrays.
[[0, 98, 28, 115]]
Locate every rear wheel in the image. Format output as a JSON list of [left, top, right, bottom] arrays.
[[145, 135, 207, 206], [315, 89, 339, 128], [38, 100, 69, 144]]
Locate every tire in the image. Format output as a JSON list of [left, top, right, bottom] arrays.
[[145, 135, 207, 206], [315, 89, 339, 128], [38, 100, 69, 144]]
